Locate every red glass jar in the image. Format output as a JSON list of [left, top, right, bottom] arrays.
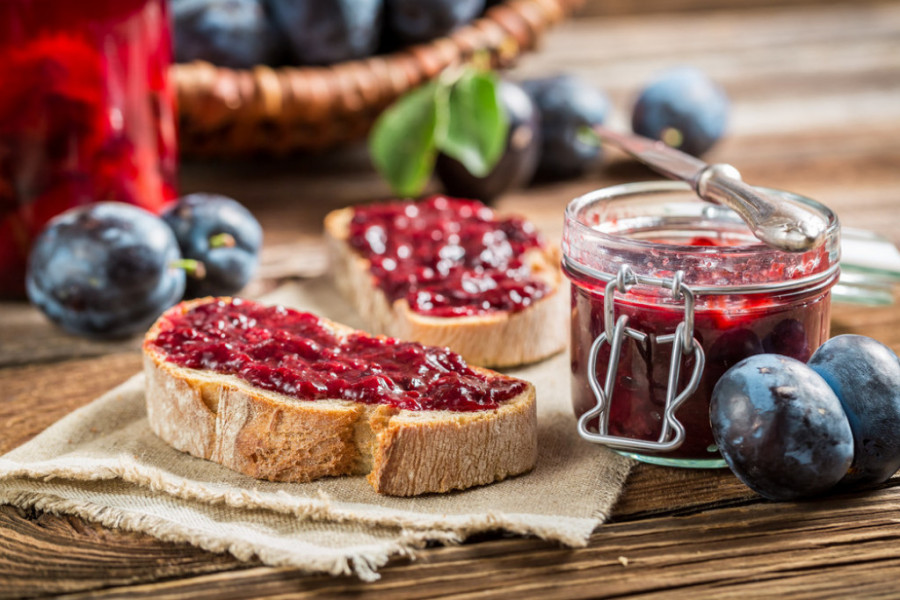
[[563, 181, 840, 467], [0, 0, 177, 297]]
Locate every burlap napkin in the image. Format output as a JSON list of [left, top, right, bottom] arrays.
[[0, 279, 634, 580]]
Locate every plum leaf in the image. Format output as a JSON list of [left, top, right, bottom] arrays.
[[439, 69, 508, 178], [369, 66, 508, 197], [369, 80, 448, 198]]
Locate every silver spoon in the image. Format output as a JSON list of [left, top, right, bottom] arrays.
[[593, 125, 828, 252]]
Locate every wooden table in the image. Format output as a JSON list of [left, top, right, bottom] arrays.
[[3, 1, 900, 597]]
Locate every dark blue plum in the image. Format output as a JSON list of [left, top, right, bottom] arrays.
[[763, 318, 810, 362], [710, 354, 854, 501], [266, 0, 382, 65], [172, 0, 285, 68], [26, 203, 185, 339], [162, 194, 263, 298], [632, 66, 729, 157], [808, 335, 900, 487], [435, 79, 541, 202], [522, 74, 610, 180], [707, 328, 763, 383], [386, 0, 484, 44]]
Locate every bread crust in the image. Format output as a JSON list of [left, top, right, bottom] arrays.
[[143, 299, 537, 496], [323, 206, 567, 368]]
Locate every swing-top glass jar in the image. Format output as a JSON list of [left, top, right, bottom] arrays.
[[0, 0, 177, 297], [563, 181, 840, 467]]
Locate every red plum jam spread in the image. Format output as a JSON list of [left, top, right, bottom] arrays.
[[347, 195, 549, 317], [149, 299, 526, 412]]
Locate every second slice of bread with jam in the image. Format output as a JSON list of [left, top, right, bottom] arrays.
[[324, 196, 566, 368]]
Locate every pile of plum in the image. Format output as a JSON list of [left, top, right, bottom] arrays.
[[172, 0, 489, 69], [176, 1, 732, 202], [712, 335, 900, 500], [26, 195, 262, 339], [437, 66, 728, 201]]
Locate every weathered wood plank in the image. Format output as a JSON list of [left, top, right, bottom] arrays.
[[0, 506, 246, 600], [41, 486, 900, 600], [0, 353, 142, 454], [0, 303, 141, 368]]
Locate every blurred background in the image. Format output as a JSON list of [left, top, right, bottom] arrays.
[[175, 0, 900, 255], [2, 0, 898, 339]]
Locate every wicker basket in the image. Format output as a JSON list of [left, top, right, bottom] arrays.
[[173, 0, 584, 156]]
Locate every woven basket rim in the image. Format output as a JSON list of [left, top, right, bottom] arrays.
[[174, 0, 584, 155]]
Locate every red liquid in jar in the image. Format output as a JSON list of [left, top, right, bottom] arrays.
[[149, 299, 527, 412], [347, 195, 549, 317], [0, 0, 177, 297], [567, 237, 833, 460]]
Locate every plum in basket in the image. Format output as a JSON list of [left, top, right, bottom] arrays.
[[386, 0, 484, 44], [267, 0, 383, 65], [173, 0, 285, 69]]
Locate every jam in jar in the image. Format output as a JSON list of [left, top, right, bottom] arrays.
[[0, 0, 177, 297], [562, 181, 840, 467]]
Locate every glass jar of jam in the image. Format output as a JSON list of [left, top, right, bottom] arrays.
[[563, 181, 840, 467], [0, 0, 177, 297]]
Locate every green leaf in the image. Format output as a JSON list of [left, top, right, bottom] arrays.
[[438, 69, 508, 178], [369, 81, 449, 198]]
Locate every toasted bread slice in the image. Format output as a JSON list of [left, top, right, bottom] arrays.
[[143, 298, 537, 496], [323, 200, 566, 368]]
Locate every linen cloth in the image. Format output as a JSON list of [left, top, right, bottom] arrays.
[[0, 279, 633, 579]]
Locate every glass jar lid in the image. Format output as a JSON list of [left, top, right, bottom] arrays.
[[563, 181, 840, 298]]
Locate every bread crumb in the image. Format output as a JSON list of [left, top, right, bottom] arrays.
[[618, 556, 629, 567]]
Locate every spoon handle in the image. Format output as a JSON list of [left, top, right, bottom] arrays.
[[696, 164, 826, 252], [593, 125, 827, 252]]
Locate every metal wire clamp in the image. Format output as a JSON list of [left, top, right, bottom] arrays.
[[576, 265, 706, 453]]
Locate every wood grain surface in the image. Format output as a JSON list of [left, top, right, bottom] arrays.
[[3, 1, 900, 598]]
